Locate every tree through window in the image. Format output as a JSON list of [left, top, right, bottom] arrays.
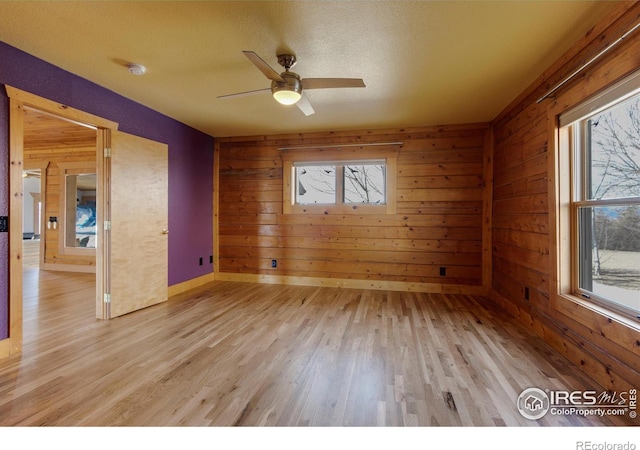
[[282, 145, 398, 215], [343, 164, 385, 204], [563, 83, 640, 320], [295, 161, 386, 206]]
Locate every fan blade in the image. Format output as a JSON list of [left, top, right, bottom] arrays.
[[302, 78, 366, 90], [217, 87, 271, 99], [296, 92, 315, 116], [243, 51, 285, 82]]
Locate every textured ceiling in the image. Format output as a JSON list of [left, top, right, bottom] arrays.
[[0, 1, 625, 137]]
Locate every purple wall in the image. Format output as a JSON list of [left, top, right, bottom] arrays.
[[0, 41, 215, 340]]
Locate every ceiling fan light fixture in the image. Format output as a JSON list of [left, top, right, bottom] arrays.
[[272, 72, 302, 105], [219, 50, 365, 116], [273, 89, 302, 105]]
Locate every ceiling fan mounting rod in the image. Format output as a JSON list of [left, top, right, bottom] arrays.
[[277, 54, 297, 70]]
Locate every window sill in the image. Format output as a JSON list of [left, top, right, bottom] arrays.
[[287, 203, 393, 215], [556, 292, 640, 333]]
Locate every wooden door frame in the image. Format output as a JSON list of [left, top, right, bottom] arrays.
[[23, 161, 50, 270], [5, 86, 118, 355]]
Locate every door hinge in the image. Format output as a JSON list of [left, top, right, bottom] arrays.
[[104, 147, 112, 158], [103, 293, 111, 304], [104, 221, 111, 230]]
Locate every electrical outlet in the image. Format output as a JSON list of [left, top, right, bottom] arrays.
[[0, 216, 8, 233], [209, 255, 213, 264], [199, 257, 203, 266], [271, 259, 277, 268], [439, 267, 446, 276]]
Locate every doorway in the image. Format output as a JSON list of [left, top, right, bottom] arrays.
[[6, 86, 169, 356], [19, 107, 99, 346], [22, 106, 98, 273]]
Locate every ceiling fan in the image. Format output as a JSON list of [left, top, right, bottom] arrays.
[[218, 51, 366, 116]]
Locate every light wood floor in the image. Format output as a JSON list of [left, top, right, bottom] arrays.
[[22, 239, 40, 269], [0, 268, 631, 426]]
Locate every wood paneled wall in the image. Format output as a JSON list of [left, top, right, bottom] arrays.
[[491, 2, 640, 392], [217, 124, 490, 294], [23, 108, 97, 271], [24, 145, 96, 270]]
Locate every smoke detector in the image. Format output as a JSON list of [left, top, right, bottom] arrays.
[[127, 63, 146, 76]]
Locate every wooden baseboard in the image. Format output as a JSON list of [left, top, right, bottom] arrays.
[[0, 338, 10, 358], [168, 272, 216, 297], [215, 272, 489, 296], [43, 263, 96, 274]]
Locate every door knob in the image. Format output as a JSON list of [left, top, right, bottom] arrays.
[[161, 229, 169, 235]]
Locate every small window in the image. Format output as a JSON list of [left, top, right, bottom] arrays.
[[295, 165, 336, 205], [561, 74, 640, 320], [343, 163, 386, 205], [282, 145, 398, 215], [295, 161, 386, 206]]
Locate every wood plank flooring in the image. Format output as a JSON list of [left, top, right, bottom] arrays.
[[0, 268, 632, 426], [22, 239, 40, 269]]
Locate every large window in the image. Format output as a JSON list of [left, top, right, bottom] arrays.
[[561, 72, 640, 320]]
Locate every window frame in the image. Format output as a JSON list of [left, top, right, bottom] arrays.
[[557, 70, 640, 323], [294, 160, 387, 206], [58, 161, 97, 257], [282, 145, 398, 215]]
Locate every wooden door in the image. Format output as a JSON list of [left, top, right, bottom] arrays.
[[107, 131, 168, 318]]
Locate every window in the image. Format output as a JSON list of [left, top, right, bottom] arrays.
[[295, 161, 386, 206], [57, 162, 97, 256], [64, 173, 97, 249], [560, 71, 640, 320], [282, 145, 398, 214]]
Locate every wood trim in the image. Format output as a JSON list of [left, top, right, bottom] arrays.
[[213, 141, 220, 274], [168, 272, 216, 297], [29, 192, 40, 236], [96, 129, 109, 320], [42, 263, 96, 274], [482, 127, 493, 290], [7, 87, 120, 346], [215, 272, 489, 296], [216, 122, 492, 144], [282, 159, 293, 215], [23, 161, 50, 270], [548, 108, 569, 299], [286, 203, 390, 215], [57, 161, 97, 258], [281, 145, 400, 162], [0, 338, 9, 358], [5, 86, 119, 130], [9, 98, 24, 355], [386, 153, 397, 215]]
